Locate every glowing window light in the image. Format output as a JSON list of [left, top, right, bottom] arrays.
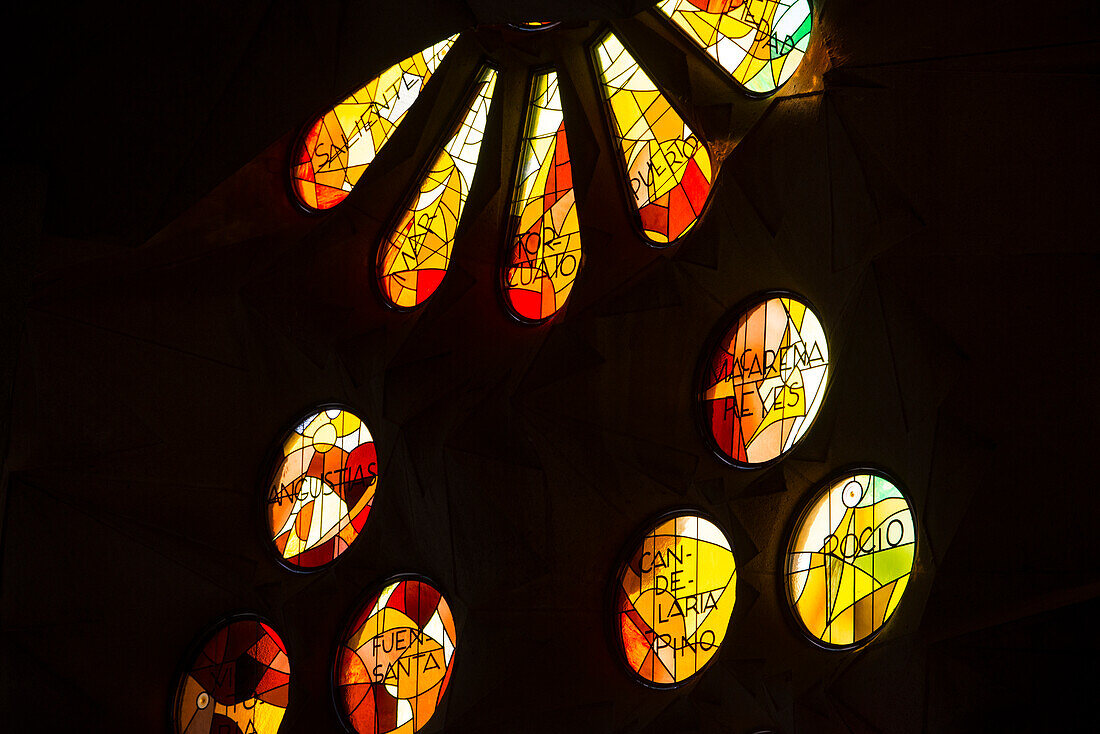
[[290, 36, 458, 211], [172, 615, 290, 734], [613, 512, 737, 686], [266, 406, 378, 570], [657, 0, 812, 96], [334, 576, 457, 734], [502, 69, 583, 323], [592, 31, 714, 245], [700, 292, 829, 467], [785, 470, 916, 648], [376, 65, 498, 309]]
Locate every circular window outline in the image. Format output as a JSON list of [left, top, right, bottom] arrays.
[[259, 401, 383, 574], [779, 464, 918, 652], [694, 288, 832, 471], [330, 572, 458, 734], [605, 506, 739, 691]]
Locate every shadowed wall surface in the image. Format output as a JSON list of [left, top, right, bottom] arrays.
[[1, 1, 1096, 731]]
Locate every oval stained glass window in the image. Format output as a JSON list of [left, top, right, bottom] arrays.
[[266, 406, 379, 570], [172, 615, 290, 734], [289, 35, 458, 211], [785, 469, 916, 648], [613, 512, 737, 687], [700, 292, 829, 467], [334, 576, 457, 734], [657, 0, 813, 96], [502, 68, 582, 323]]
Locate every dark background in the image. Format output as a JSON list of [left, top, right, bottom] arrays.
[[1, 1, 1097, 731]]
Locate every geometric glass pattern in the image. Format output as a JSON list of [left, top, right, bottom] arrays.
[[701, 293, 829, 467], [614, 513, 736, 687], [334, 577, 457, 734], [785, 470, 916, 648], [376, 65, 499, 309], [266, 407, 378, 570], [172, 616, 291, 734], [657, 1, 812, 96], [502, 69, 582, 323], [592, 31, 714, 245], [289, 36, 458, 211]]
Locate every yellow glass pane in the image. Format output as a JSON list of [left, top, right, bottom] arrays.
[[657, 0, 813, 95], [290, 35, 458, 211], [376, 65, 498, 309], [614, 513, 736, 686], [786, 471, 917, 648], [503, 70, 583, 323], [592, 32, 714, 245]]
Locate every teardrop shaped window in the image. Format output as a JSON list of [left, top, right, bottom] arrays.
[[265, 406, 379, 570], [376, 65, 498, 309], [172, 615, 291, 734], [290, 35, 458, 211], [613, 512, 737, 687], [657, 0, 812, 96], [502, 69, 583, 323], [592, 31, 714, 245], [785, 469, 916, 648], [700, 292, 829, 467], [334, 576, 457, 734]]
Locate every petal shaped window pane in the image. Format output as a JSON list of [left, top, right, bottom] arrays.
[[657, 0, 812, 96], [173, 616, 291, 734], [613, 512, 737, 687], [376, 65, 498, 309], [290, 35, 458, 211], [334, 577, 458, 734], [266, 407, 379, 570], [592, 32, 714, 245], [503, 70, 583, 323], [701, 293, 829, 467], [785, 470, 916, 648]]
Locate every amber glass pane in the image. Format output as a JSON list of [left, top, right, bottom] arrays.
[[173, 617, 290, 734], [503, 70, 582, 323], [786, 470, 916, 647], [290, 35, 458, 211], [266, 407, 378, 569], [657, 0, 812, 95], [614, 513, 736, 686], [701, 294, 829, 466], [376, 65, 498, 309], [334, 577, 457, 734], [592, 32, 714, 245]]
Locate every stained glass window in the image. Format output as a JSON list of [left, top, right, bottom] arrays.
[[592, 31, 714, 245], [785, 470, 916, 648], [502, 70, 582, 323], [266, 406, 378, 570], [614, 512, 737, 687], [701, 293, 829, 467], [657, 1, 812, 96], [173, 616, 291, 734], [334, 576, 457, 734], [289, 36, 458, 211], [376, 65, 498, 309]]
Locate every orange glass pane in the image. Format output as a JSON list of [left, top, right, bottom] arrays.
[[592, 32, 714, 245], [376, 65, 498, 309], [173, 616, 290, 734], [613, 513, 737, 686], [701, 293, 829, 466], [502, 70, 582, 323], [786, 470, 916, 648], [290, 35, 458, 211], [657, 0, 812, 96], [266, 407, 378, 569], [334, 577, 457, 734]]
